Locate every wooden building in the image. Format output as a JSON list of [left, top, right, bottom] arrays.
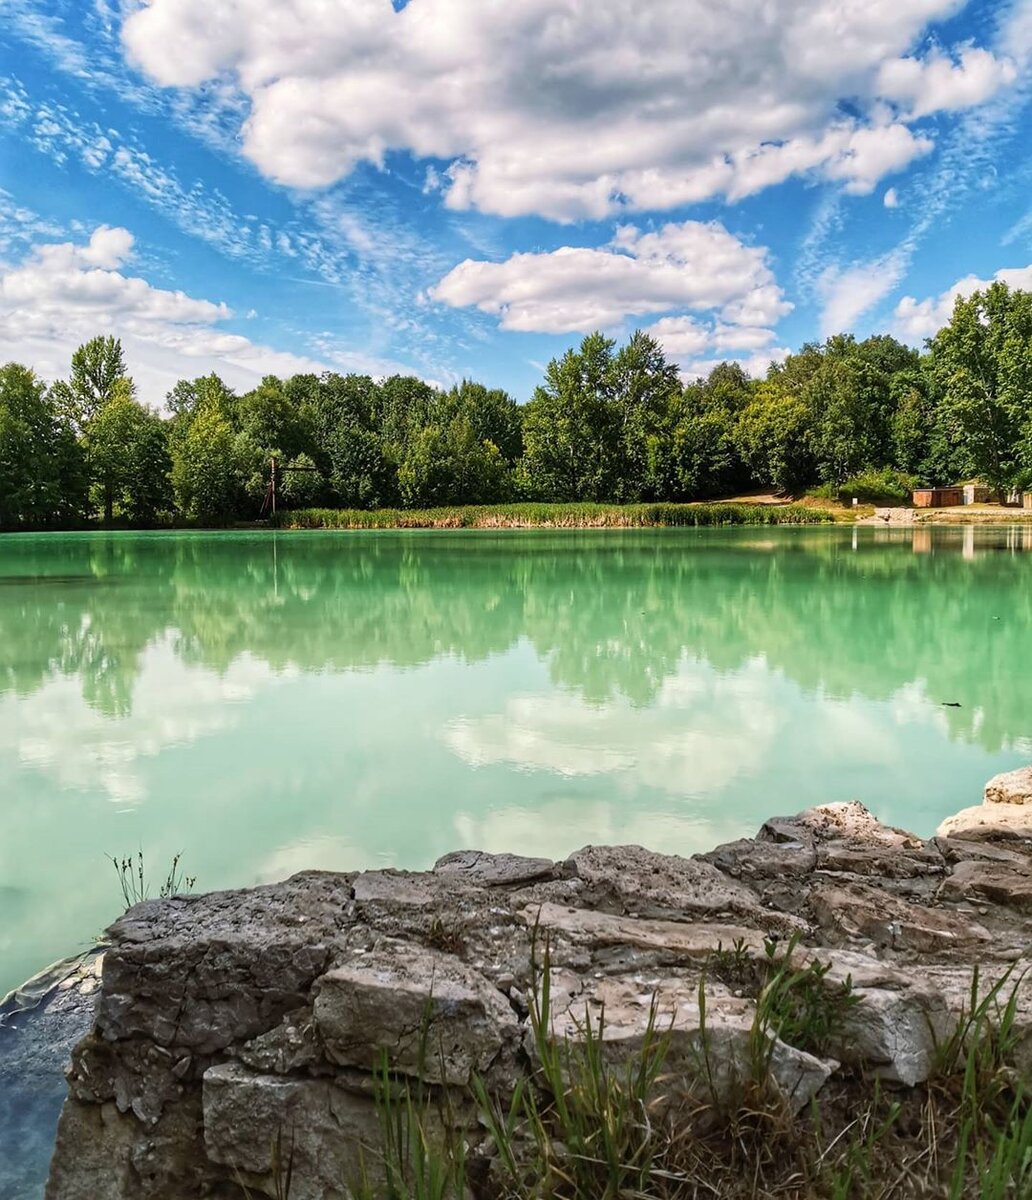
[[913, 487, 964, 508]]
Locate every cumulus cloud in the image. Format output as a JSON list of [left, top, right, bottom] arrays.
[[884, 186, 900, 208], [894, 262, 1032, 340], [429, 220, 792, 334], [878, 45, 1018, 119], [643, 316, 787, 381], [0, 226, 326, 402], [118, 0, 1003, 220]]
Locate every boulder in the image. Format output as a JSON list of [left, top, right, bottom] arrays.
[[313, 940, 522, 1086]]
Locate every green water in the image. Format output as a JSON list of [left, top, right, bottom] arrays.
[[1, 525, 1030, 994]]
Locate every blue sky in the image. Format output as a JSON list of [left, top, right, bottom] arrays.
[[1, 0, 1031, 406]]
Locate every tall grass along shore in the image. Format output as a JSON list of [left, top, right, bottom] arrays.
[[270, 501, 836, 530]]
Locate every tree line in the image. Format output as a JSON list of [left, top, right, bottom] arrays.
[[2, 281, 1031, 529]]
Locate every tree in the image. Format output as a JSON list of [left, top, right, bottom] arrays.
[[236, 375, 313, 461], [444, 380, 524, 464], [734, 380, 815, 494], [520, 333, 621, 500], [87, 382, 172, 523], [51, 336, 130, 435], [609, 331, 682, 500], [398, 418, 507, 507], [930, 282, 1032, 494], [170, 402, 241, 523], [669, 363, 753, 499], [0, 363, 86, 528]]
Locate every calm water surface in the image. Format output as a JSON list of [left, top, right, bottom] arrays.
[[2, 525, 1031, 994]]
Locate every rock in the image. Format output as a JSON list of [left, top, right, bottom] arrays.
[[985, 767, 1032, 806], [564, 844, 762, 920], [938, 805, 1032, 841], [809, 881, 991, 953], [434, 850, 557, 887], [203, 1063, 382, 1200], [940, 859, 1032, 912], [936, 768, 1032, 839], [544, 972, 835, 1115], [41, 786, 1032, 1200], [313, 940, 522, 1086]]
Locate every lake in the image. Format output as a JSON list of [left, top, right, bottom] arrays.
[[1, 524, 1031, 996]]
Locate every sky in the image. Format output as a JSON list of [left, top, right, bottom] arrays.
[[1, 0, 1032, 407]]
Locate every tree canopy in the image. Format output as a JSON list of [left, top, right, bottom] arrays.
[[1, 282, 1029, 530]]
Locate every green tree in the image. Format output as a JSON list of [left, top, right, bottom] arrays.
[[280, 452, 323, 508], [520, 332, 621, 500], [0, 363, 86, 528], [398, 418, 507, 507], [929, 282, 1032, 494], [87, 381, 172, 523], [734, 380, 815, 494], [170, 402, 241, 523], [609, 331, 682, 500], [50, 336, 130, 435], [669, 363, 753, 499]]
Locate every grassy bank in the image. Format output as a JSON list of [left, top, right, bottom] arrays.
[[270, 501, 836, 530]]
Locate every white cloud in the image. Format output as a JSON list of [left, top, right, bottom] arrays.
[[884, 186, 900, 208], [878, 45, 1018, 119], [817, 251, 909, 336], [0, 227, 326, 403], [430, 220, 791, 334], [643, 315, 786, 381], [678, 348, 792, 382], [894, 262, 1032, 340], [119, 0, 1002, 221]]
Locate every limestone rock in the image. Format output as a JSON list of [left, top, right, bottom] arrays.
[[564, 844, 761, 920], [940, 859, 1032, 912], [313, 940, 521, 1086], [938, 804, 1032, 841], [985, 767, 1032, 806], [203, 1062, 381, 1200], [434, 850, 557, 887], [40, 787, 1032, 1200]]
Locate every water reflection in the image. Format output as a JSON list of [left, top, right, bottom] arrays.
[[2, 526, 1031, 747], [1, 526, 1031, 993]]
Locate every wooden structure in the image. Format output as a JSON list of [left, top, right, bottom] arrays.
[[913, 487, 964, 508], [963, 485, 994, 506], [259, 456, 319, 518]]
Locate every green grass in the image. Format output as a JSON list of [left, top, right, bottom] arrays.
[[270, 501, 835, 530], [244, 938, 1031, 1199]]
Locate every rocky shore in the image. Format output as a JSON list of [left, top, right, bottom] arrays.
[[24, 770, 1032, 1198]]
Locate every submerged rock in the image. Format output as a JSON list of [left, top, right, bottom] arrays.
[[43, 793, 1032, 1200]]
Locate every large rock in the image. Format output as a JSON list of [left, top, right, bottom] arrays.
[[937, 766, 1032, 839], [42, 790, 1032, 1200], [313, 940, 521, 1086], [985, 767, 1032, 806]]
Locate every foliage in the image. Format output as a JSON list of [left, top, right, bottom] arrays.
[[930, 282, 1032, 494], [6, 290, 1032, 531], [809, 467, 918, 506], [0, 362, 86, 528]]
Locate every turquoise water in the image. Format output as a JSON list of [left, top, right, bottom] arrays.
[[1, 525, 1030, 994]]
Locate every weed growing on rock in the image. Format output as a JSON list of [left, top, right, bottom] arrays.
[[109, 850, 196, 910]]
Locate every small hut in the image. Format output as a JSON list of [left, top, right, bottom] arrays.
[[913, 487, 964, 508]]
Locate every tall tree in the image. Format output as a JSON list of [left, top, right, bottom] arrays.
[[520, 332, 620, 500], [930, 282, 1032, 494], [51, 336, 130, 436], [87, 382, 172, 523], [0, 363, 86, 528]]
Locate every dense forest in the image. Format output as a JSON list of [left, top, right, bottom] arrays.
[[2, 281, 1031, 529]]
